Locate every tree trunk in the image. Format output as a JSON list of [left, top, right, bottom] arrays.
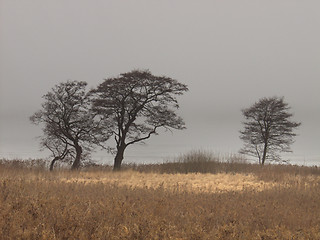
[[71, 144, 82, 170], [261, 142, 268, 165], [113, 145, 126, 171], [49, 157, 59, 171]]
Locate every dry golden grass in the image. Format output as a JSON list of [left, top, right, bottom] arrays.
[[62, 171, 284, 193], [1, 161, 320, 240]]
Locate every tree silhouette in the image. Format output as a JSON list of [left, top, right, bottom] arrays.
[[41, 136, 72, 171], [30, 81, 107, 170], [239, 96, 301, 165], [90, 70, 188, 170]]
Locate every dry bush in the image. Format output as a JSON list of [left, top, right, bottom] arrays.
[[134, 150, 248, 174], [134, 151, 320, 183], [1, 162, 320, 239], [0, 159, 48, 170]]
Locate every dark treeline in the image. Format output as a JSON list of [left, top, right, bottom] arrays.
[[31, 70, 300, 171], [31, 70, 188, 170]]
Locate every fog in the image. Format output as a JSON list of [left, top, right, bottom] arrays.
[[1, 0, 319, 165]]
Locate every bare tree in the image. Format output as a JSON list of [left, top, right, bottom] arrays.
[[239, 96, 301, 165], [90, 70, 188, 170], [30, 80, 107, 170], [41, 136, 72, 171]]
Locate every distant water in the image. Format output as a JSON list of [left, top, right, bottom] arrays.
[[0, 141, 319, 167], [76, 149, 320, 167]]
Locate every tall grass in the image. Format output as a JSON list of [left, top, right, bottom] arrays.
[[134, 150, 320, 181], [0, 165, 320, 239], [1, 153, 320, 239]]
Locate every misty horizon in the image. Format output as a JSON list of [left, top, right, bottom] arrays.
[[1, 0, 319, 166]]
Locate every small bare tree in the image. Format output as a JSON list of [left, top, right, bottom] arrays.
[[38, 132, 77, 171], [31, 80, 108, 170], [239, 96, 301, 165], [90, 70, 188, 170]]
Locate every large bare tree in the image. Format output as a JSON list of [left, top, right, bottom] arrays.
[[90, 70, 188, 170], [30, 80, 107, 170], [239, 96, 301, 165]]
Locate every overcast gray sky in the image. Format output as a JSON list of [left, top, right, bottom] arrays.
[[1, 0, 319, 165]]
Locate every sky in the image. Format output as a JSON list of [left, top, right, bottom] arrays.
[[0, 0, 319, 166]]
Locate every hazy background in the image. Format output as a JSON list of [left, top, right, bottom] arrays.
[[1, 0, 319, 165]]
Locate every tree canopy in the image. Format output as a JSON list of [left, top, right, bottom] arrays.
[[90, 70, 188, 170], [30, 81, 107, 170]]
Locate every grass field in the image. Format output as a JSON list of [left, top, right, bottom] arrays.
[[0, 153, 320, 239]]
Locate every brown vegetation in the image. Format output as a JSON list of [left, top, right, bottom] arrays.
[[0, 155, 320, 239]]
